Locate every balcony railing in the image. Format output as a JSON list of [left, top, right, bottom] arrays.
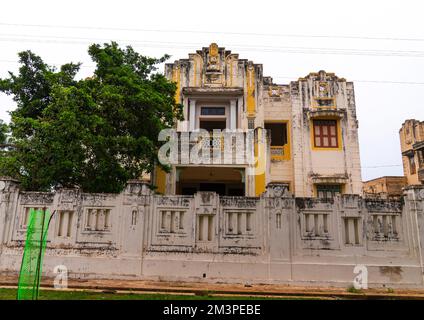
[[175, 132, 255, 166], [270, 146, 284, 160]]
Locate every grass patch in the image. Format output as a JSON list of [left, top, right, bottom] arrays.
[[346, 286, 363, 294], [0, 288, 309, 300]]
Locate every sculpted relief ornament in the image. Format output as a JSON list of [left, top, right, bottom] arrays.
[[206, 43, 220, 72], [318, 81, 330, 98], [204, 43, 222, 86]]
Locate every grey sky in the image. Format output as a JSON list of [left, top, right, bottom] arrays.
[[0, 0, 423, 181]]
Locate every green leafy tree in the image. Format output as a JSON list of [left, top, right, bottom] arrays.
[[0, 42, 182, 192], [0, 120, 7, 146]]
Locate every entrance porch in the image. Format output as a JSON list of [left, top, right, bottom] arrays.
[[176, 166, 245, 196]]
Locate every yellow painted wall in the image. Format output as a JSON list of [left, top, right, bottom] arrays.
[[246, 64, 256, 117], [155, 166, 167, 194], [254, 128, 266, 196], [172, 65, 181, 103]]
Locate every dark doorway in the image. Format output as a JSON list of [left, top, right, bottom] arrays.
[[199, 120, 226, 132], [199, 183, 226, 196], [264, 122, 288, 146], [227, 188, 244, 196], [181, 187, 198, 195]]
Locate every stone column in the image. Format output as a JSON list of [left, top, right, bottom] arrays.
[[404, 185, 424, 285], [121, 179, 152, 275], [230, 99, 237, 130], [0, 177, 20, 247], [189, 99, 196, 131], [264, 182, 294, 278], [182, 97, 189, 131]]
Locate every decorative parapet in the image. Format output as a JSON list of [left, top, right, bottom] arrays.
[[264, 182, 291, 198], [125, 179, 152, 196], [305, 108, 347, 120], [310, 174, 349, 185], [0, 177, 20, 192]]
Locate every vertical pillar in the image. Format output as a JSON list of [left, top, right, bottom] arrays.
[[254, 128, 266, 196], [237, 97, 243, 129], [0, 178, 20, 246], [189, 99, 196, 131], [404, 186, 424, 285], [318, 214, 324, 236], [170, 211, 175, 233], [230, 99, 237, 130], [167, 211, 172, 233], [182, 97, 189, 131], [228, 212, 233, 233]]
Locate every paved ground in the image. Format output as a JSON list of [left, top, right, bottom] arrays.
[[1, 274, 424, 299]]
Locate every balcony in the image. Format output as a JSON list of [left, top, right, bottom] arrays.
[[270, 145, 290, 161], [174, 131, 257, 166]]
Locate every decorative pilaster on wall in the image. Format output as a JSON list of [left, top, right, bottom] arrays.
[[194, 192, 218, 251], [0, 177, 20, 247], [263, 182, 293, 263], [404, 185, 424, 283]]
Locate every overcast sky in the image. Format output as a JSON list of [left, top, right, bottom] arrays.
[[0, 0, 423, 181]]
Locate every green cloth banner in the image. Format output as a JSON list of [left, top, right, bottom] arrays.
[[17, 208, 51, 300]]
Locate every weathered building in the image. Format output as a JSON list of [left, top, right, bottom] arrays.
[[5, 45, 423, 289], [363, 176, 407, 199], [400, 119, 424, 185], [154, 43, 362, 198]]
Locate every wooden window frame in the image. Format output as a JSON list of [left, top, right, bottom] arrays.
[[316, 184, 342, 199], [313, 120, 339, 148], [264, 120, 291, 161]]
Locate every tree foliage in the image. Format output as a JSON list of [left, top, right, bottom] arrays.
[[0, 42, 182, 192], [0, 120, 7, 145]]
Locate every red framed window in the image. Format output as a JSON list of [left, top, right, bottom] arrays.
[[313, 120, 338, 148]]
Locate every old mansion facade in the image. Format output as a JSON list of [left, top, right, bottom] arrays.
[[3, 44, 424, 289], [154, 43, 362, 199]]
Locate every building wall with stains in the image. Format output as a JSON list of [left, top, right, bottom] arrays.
[[290, 71, 362, 197], [1, 178, 424, 288], [261, 80, 293, 190]]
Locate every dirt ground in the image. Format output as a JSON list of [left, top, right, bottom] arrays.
[[2, 274, 424, 299]]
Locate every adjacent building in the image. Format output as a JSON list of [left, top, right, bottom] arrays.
[[363, 176, 407, 199], [400, 119, 424, 185], [153, 43, 362, 197]]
